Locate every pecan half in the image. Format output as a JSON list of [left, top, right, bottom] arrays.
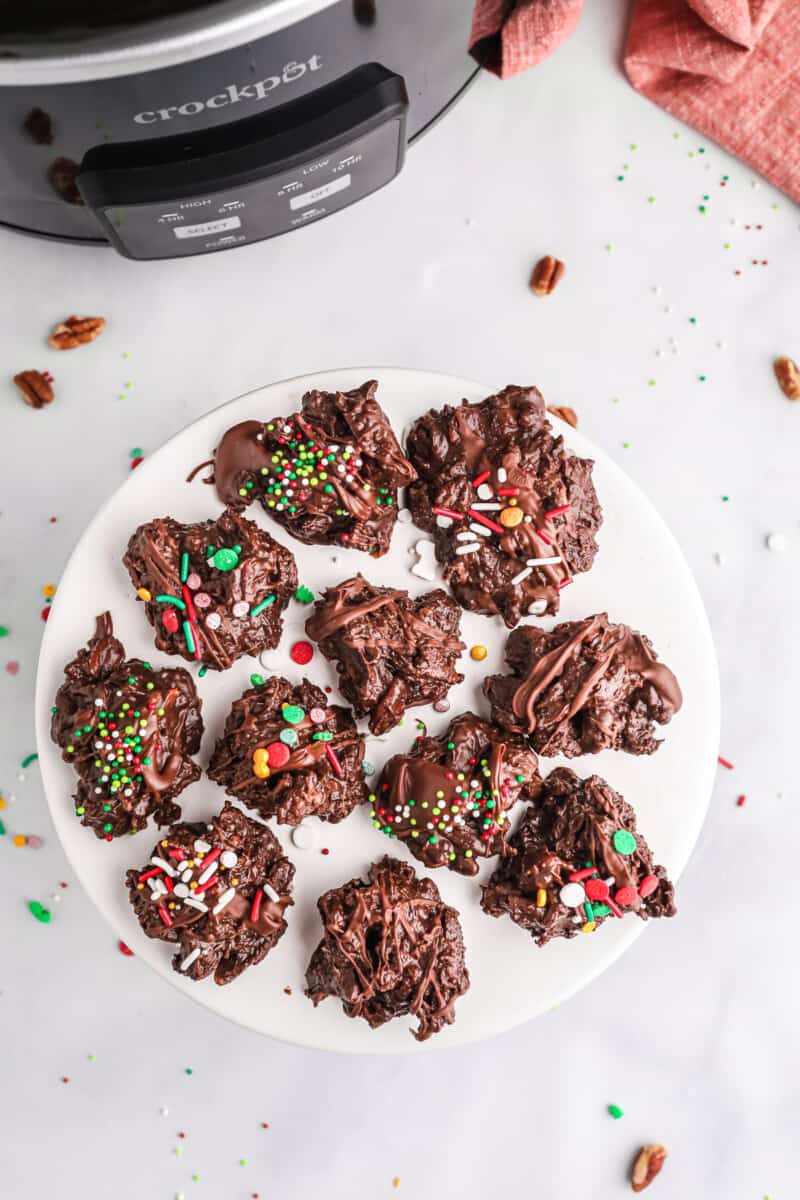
[[47, 157, 83, 206], [530, 255, 566, 296], [546, 404, 578, 428], [774, 356, 800, 401], [14, 370, 54, 409], [631, 1144, 667, 1192], [48, 315, 106, 350], [24, 107, 54, 146]]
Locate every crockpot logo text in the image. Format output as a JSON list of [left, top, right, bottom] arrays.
[[133, 56, 323, 124]]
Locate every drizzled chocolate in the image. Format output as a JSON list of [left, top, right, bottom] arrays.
[[305, 575, 465, 735], [207, 676, 367, 824], [485, 613, 682, 756], [481, 767, 676, 944], [209, 380, 416, 557], [305, 856, 469, 1041], [126, 801, 294, 985], [405, 385, 602, 627], [50, 613, 203, 840], [123, 507, 297, 671], [371, 713, 541, 875]]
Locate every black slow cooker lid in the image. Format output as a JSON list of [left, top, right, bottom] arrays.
[[1, 0, 233, 38]]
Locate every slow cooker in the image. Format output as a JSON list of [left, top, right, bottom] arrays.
[[0, 0, 478, 259]]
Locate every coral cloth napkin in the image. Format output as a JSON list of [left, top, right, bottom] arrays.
[[469, 0, 800, 202]]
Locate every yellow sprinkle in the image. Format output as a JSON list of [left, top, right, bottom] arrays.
[[0, 797, 6, 810], [13, 834, 27, 847], [136, 587, 152, 602], [582, 921, 596, 933], [42, 583, 56, 598], [536, 888, 547, 908], [470, 645, 488, 661], [499, 506, 523, 528], [393, 1179, 401, 1190], [160, 839, 168, 847]]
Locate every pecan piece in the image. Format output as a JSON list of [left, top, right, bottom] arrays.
[[14, 370, 54, 409], [48, 315, 106, 350], [546, 404, 578, 429], [47, 157, 83, 206], [24, 107, 54, 146], [774, 356, 800, 401], [631, 1144, 667, 1192], [530, 255, 566, 296]]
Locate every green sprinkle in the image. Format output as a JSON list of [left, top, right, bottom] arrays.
[[722, 495, 729, 502], [180, 552, 190, 583], [155, 594, 186, 610], [182, 621, 196, 655], [612, 829, 637, 855], [0, 626, 8, 638], [250, 674, 265, 688], [28, 900, 51, 923], [648, 379, 656, 387], [198, 665, 208, 678], [250, 595, 276, 617], [130, 447, 143, 458], [689, 316, 697, 324], [608, 1104, 624, 1119], [647, 196, 656, 204], [21, 753, 38, 768], [282, 704, 305, 725], [185, 1068, 193, 1076], [295, 585, 314, 604], [699, 375, 707, 382], [0, 820, 5, 836]]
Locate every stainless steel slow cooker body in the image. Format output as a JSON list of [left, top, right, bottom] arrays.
[[0, 0, 478, 256]]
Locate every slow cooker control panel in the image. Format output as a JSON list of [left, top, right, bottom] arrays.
[[78, 64, 407, 260]]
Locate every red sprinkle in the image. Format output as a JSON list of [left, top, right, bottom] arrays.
[[41, 606, 51, 622], [290, 640, 314, 666], [266, 741, 290, 769], [569, 867, 597, 882], [614, 885, 637, 907], [130, 456, 143, 470], [117, 940, 134, 956], [467, 509, 504, 535], [556, 578, 573, 590], [736, 794, 747, 807], [544, 503, 571, 519], [182, 585, 198, 625], [325, 745, 343, 778], [137, 867, 164, 882], [158, 906, 173, 927], [472, 470, 491, 488], [497, 487, 519, 497], [606, 897, 624, 918], [638, 874, 659, 898], [250, 888, 264, 924], [585, 878, 610, 901], [162, 609, 179, 634], [717, 755, 734, 769], [536, 527, 553, 545], [321, 847, 330, 856], [61, 1077, 70, 1084], [431, 506, 464, 521]]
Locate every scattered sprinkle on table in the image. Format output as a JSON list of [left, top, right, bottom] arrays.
[[737, 795, 747, 807], [608, 1104, 624, 1119], [718, 755, 734, 769], [393, 1178, 401, 1189], [21, 753, 38, 769], [28, 900, 51, 923], [290, 640, 314, 665], [295, 585, 314, 604], [0, 626, 8, 638], [184, 1067, 193, 1075], [470, 644, 488, 661], [766, 532, 787, 552], [118, 939, 134, 956]]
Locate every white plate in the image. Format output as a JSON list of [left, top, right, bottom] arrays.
[[35, 367, 720, 1054]]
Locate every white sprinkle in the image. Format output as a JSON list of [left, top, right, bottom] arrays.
[[292, 822, 316, 850], [150, 857, 176, 877], [397, 508, 412, 524], [663, 305, 672, 314], [181, 868, 193, 883], [212, 887, 236, 915], [456, 530, 476, 541], [469, 523, 491, 537], [179, 948, 201, 972], [197, 861, 219, 886], [496, 467, 507, 483], [526, 555, 563, 567], [435, 515, 453, 529], [655, 348, 664, 358], [147, 878, 165, 894], [411, 539, 438, 581], [455, 542, 481, 555], [511, 567, 533, 585], [94, 698, 103, 706], [716, 339, 727, 350], [477, 483, 494, 501], [184, 897, 208, 913], [714, 551, 726, 566], [174, 883, 190, 898], [470, 502, 502, 511], [766, 531, 788, 552], [528, 598, 548, 616], [220, 850, 238, 869], [651, 284, 663, 295], [160, 1107, 169, 1117], [559, 882, 585, 907], [263, 883, 280, 903]]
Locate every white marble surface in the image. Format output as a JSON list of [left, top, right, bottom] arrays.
[[1, 2, 798, 1196]]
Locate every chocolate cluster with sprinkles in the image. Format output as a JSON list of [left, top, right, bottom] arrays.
[[210, 380, 416, 556], [305, 856, 469, 1041], [208, 675, 367, 825], [372, 713, 541, 876], [481, 768, 675, 944], [405, 384, 602, 627], [123, 507, 297, 671], [126, 801, 294, 985], [50, 613, 203, 840], [305, 575, 465, 735], [485, 613, 683, 757]]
